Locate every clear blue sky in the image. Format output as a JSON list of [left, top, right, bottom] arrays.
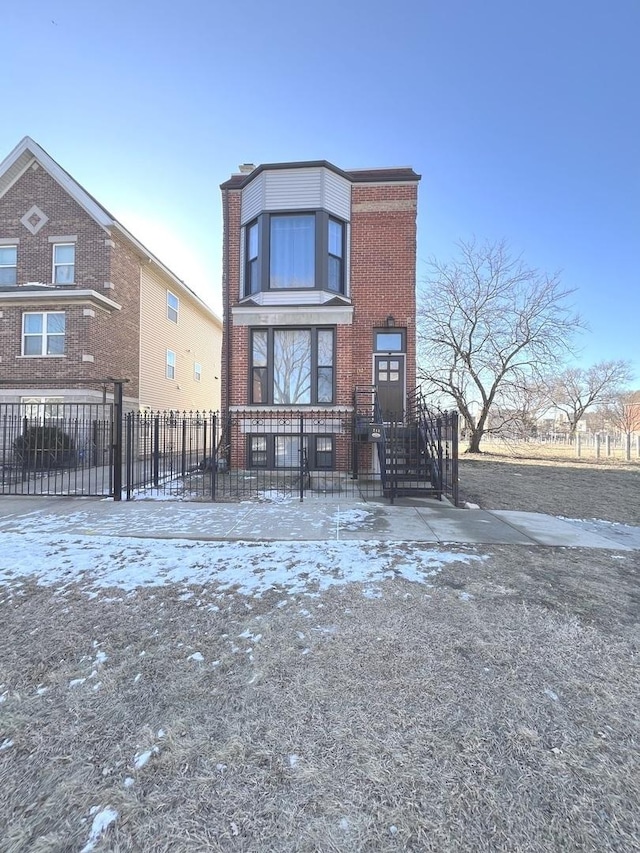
[[2, 0, 638, 377]]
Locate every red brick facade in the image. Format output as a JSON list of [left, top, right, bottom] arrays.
[[220, 161, 420, 470]]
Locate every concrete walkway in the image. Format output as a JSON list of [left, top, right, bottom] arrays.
[[0, 494, 638, 549]]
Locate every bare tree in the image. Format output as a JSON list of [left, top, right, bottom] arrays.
[[547, 361, 634, 437], [599, 390, 640, 438], [417, 239, 582, 453]]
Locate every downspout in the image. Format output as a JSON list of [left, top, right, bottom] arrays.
[[222, 188, 231, 420]]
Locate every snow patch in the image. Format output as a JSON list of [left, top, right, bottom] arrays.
[[80, 807, 118, 853]]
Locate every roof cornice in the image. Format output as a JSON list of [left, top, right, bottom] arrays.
[[0, 287, 122, 311], [220, 160, 421, 190]]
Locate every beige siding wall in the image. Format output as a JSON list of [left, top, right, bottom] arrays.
[[139, 265, 222, 412]]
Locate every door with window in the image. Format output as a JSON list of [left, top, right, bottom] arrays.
[[374, 355, 405, 419]]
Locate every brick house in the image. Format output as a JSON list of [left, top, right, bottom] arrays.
[[0, 137, 222, 413], [219, 160, 420, 474]]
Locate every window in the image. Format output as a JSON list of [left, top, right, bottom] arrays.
[[244, 212, 345, 296], [20, 397, 64, 422], [374, 329, 405, 352], [328, 219, 343, 292], [270, 215, 315, 289], [22, 312, 65, 356], [194, 361, 202, 382], [0, 245, 17, 285], [167, 291, 179, 323], [250, 327, 334, 405], [247, 222, 259, 295], [248, 435, 333, 469], [315, 436, 333, 469], [53, 243, 75, 284], [166, 349, 176, 380]]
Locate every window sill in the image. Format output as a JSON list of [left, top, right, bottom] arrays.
[[16, 354, 66, 359]]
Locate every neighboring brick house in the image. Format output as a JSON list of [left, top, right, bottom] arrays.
[[220, 160, 420, 472], [0, 137, 222, 412]]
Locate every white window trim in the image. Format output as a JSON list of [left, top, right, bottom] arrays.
[[52, 242, 75, 284], [166, 349, 176, 380], [167, 290, 179, 323], [22, 311, 65, 357]]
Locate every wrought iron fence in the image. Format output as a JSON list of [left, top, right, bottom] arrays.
[[1, 402, 113, 496], [1, 398, 460, 504]]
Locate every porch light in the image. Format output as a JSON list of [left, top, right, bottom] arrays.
[[386, 315, 395, 327]]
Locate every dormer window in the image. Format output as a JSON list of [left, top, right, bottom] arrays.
[[244, 212, 345, 297]]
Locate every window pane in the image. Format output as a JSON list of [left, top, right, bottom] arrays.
[[167, 292, 179, 322], [250, 436, 268, 467], [375, 332, 403, 351], [54, 245, 75, 263], [24, 336, 43, 355], [47, 335, 65, 355], [248, 223, 258, 260], [328, 220, 342, 257], [24, 314, 43, 334], [252, 367, 268, 403], [249, 259, 259, 294], [46, 313, 65, 334], [315, 437, 333, 469], [55, 265, 74, 284], [0, 246, 17, 264], [275, 436, 307, 468], [328, 256, 342, 292], [317, 367, 333, 403], [270, 215, 314, 289], [0, 267, 17, 284], [273, 329, 311, 404], [252, 330, 268, 366], [317, 330, 333, 366]]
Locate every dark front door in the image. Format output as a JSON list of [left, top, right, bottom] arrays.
[[375, 355, 405, 419]]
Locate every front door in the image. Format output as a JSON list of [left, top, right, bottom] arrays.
[[374, 355, 405, 419]]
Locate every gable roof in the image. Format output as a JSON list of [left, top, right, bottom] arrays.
[[220, 160, 421, 190], [0, 137, 221, 324]]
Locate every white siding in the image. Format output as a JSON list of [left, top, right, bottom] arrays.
[[264, 168, 323, 210], [251, 290, 347, 306], [240, 175, 265, 224], [322, 170, 351, 220], [241, 167, 352, 222]]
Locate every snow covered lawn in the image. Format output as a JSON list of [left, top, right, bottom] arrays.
[[0, 526, 638, 851]]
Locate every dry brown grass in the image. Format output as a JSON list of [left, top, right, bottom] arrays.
[[458, 452, 640, 525], [1, 543, 639, 852]]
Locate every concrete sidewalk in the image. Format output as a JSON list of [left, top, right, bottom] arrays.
[[0, 494, 638, 549]]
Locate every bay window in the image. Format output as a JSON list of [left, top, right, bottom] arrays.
[[244, 212, 345, 296]]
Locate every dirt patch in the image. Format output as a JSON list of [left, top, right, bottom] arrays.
[[1, 545, 639, 852], [458, 454, 640, 525]]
